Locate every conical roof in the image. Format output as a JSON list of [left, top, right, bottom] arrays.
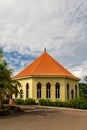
[[13, 51, 79, 80]]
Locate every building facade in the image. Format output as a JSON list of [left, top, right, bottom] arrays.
[[13, 50, 80, 102]]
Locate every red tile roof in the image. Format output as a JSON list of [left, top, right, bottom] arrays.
[[13, 51, 79, 80]]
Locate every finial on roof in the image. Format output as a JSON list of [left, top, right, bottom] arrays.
[[44, 48, 46, 53]]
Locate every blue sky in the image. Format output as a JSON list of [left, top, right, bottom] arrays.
[[0, 0, 87, 79]]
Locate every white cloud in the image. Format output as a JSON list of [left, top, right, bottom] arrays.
[[69, 61, 87, 79], [0, 0, 87, 79]]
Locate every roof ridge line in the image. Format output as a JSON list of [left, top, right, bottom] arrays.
[[31, 52, 45, 74]]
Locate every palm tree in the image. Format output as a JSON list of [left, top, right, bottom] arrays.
[[0, 50, 21, 108]]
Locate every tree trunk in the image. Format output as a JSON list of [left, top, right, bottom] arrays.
[[0, 96, 4, 108]]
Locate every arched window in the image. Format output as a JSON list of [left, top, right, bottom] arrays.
[[26, 83, 29, 98], [37, 82, 42, 99], [75, 85, 78, 98], [46, 82, 51, 99], [71, 90, 74, 100], [55, 83, 60, 99], [67, 84, 69, 100], [20, 89, 23, 98]]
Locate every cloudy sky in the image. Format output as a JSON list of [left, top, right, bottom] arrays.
[[0, 0, 87, 80]]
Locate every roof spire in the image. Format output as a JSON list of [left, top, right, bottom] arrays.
[[44, 48, 46, 53]]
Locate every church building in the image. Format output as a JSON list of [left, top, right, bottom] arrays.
[[13, 49, 80, 102]]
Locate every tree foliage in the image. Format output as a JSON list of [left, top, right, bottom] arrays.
[[79, 82, 87, 99], [0, 50, 21, 108], [84, 75, 87, 82]]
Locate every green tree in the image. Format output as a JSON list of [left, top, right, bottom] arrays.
[[84, 75, 87, 82], [79, 75, 87, 99], [79, 83, 87, 99], [0, 50, 21, 108]]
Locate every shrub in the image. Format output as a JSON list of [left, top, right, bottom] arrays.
[[72, 99, 81, 109], [82, 102, 87, 109], [52, 101, 64, 107], [39, 99, 48, 106], [63, 101, 72, 108], [39, 98, 87, 109], [64, 99, 87, 109], [46, 100, 53, 106], [15, 99, 24, 105], [2, 99, 9, 104], [39, 99, 53, 106], [23, 98, 36, 105], [15, 98, 87, 109], [78, 99, 87, 109]]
